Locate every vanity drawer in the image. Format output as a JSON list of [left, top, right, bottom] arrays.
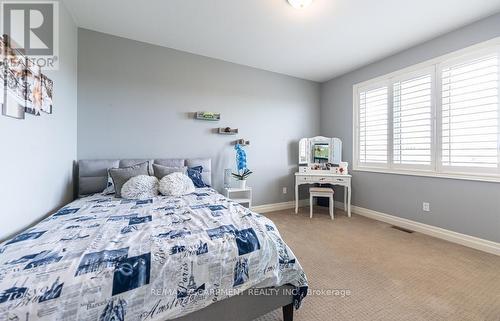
[[330, 177, 349, 184], [296, 176, 350, 185], [317, 177, 349, 184], [296, 176, 315, 183]]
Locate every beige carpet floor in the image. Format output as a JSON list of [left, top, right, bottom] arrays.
[[254, 206, 500, 321]]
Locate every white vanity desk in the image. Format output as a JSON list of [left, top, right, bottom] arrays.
[[295, 172, 351, 217], [295, 136, 352, 217]]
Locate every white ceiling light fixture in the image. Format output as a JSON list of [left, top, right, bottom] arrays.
[[287, 0, 313, 9]]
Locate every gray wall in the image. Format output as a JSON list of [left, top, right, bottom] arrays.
[[320, 13, 500, 243], [0, 3, 78, 240], [77, 29, 320, 206]]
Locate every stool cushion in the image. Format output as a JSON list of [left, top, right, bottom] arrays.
[[309, 187, 334, 193]]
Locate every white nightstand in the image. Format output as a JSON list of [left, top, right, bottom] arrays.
[[224, 187, 252, 209]]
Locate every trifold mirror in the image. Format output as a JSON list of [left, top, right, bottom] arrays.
[[299, 136, 342, 165]]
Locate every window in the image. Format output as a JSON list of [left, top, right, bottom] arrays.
[[393, 72, 433, 168], [353, 39, 500, 182], [358, 86, 388, 165], [440, 54, 498, 171]]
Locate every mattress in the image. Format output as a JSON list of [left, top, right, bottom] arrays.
[[0, 188, 307, 321]]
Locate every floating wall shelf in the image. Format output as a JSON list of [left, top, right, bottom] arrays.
[[218, 127, 239, 135], [233, 139, 250, 146], [195, 111, 221, 121]]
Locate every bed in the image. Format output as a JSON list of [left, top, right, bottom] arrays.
[[0, 158, 308, 321]]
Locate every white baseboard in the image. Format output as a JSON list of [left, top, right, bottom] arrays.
[[349, 204, 500, 256], [254, 200, 500, 256], [252, 199, 308, 213]]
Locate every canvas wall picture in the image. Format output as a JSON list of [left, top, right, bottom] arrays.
[[0, 41, 4, 114], [25, 61, 42, 116], [1, 34, 54, 119], [3, 45, 26, 119], [41, 73, 53, 114]]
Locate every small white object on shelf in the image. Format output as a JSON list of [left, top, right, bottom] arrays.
[[224, 187, 252, 209]]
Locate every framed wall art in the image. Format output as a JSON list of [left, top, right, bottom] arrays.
[[1, 34, 54, 120]]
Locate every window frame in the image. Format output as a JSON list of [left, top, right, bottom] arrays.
[[352, 37, 500, 183]]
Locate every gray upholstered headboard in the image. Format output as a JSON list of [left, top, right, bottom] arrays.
[[77, 158, 212, 196]]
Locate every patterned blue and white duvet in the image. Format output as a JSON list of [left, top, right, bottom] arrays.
[[0, 188, 307, 321]]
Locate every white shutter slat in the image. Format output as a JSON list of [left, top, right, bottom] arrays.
[[441, 54, 499, 169], [442, 126, 497, 137], [359, 86, 388, 165], [393, 74, 433, 166], [442, 104, 497, 117], [444, 75, 497, 91]]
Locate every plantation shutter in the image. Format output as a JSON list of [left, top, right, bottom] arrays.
[[359, 86, 389, 165], [441, 53, 499, 170], [393, 73, 433, 167]]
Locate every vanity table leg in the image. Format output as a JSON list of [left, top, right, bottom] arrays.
[[343, 186, 347, 212], [347, 185, 352, 217], [295, 182, 299, 214]]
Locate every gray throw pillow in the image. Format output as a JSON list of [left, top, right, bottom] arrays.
[[109, 161, 150, 198], [152, 163, 187, 179]]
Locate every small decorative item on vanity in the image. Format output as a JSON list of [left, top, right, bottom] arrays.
[[299, 166, 308, 173], [339, 162, 349, 175], [232, 143, 252, 189], [303, 162, 338, 173]]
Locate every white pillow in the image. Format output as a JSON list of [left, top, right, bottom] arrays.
[[121, 175, 159, 199], [159, 172, 195, 196]]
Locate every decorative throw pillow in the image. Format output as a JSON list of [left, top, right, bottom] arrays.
[[101, 170, 115, 195], [121, 175, 159, 200], [159, 172, 195, 196], [109, 161, 150, 198], [187, 166, 207, 188], [152, 164, 187, 179]]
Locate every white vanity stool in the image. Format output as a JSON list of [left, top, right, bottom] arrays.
[[309, 187, 334, 220]]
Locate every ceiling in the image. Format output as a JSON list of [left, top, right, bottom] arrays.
[[62, 0, 500, 82]]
